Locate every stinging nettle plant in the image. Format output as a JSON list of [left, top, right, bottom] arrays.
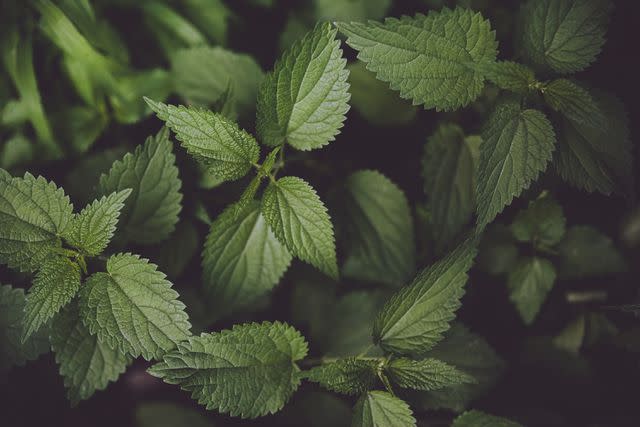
[[0, 1, 634, 426]]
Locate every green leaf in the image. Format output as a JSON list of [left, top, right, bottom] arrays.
[[476, 101, 556, 231], [63, 190, 132, 256], [335, 170, 415, 286], [262, 176, 338, 279], [337, 8, 498, 111], [373, 239, 477, 357], [543, 79, 605, 127], [347, 62, 417, 126], [314, 0, 391, 21], [557, 226, 626, 279], [351, 391, 416, 427], [0, 172, 73, 272], [51, 302, 130, 405], [507, 257, 556, 324], [145, 98, 260, 181], [452, 410, 523, 427], [423, 124, 480, 252], [1, 133, 33, 169], [172, 46, 263, 117], [256, 22, 350, 150], [182, 0, 232, 45], [202, 201, 292, 317], [387, 358, 475, 391], [510, 194, 566, 248], [148, 321, 308, 418], [79, 253, 191, 360], [520, 0, 612, 73], [0, 284, 50, 373], [553, 90, 632, 196], [136, 402, 214, 427], [305, 358, 378, 395], [22, 256, 81, 342], [478, 61, 537, 94], [99, 128, 182, 244]]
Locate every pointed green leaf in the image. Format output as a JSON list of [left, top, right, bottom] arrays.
[[22, 256, 81, 342], [99, 128, 182, 244], [507, 257, 556, 324], [63, 190, 132, 256], [51, 302, 130, 405], [476, 101, 556, 231], [148, 321, 308, 418], [337, 8, 498, 111], [510, 194, 566, 248], [452, 410, 523, 427], [0, 173, 73, 272], [145, 98, 260, 181], [305, 358, 378, 396], [202, 201, 292, 316], [478, 60, 536, 94], [351, 391, 416, 427], [387, 358, 475, 391], [373, 240, 477, 357], [262, 176, 338, 279], [557, 226, 626, 279], [79, 253, 191, 360], [256, 22, 350, 150], [543, 79, 605, 127]]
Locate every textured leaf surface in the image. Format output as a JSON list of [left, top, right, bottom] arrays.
[[51, 302, 130, 405], [423, 124, 480, 252], [507, 257, 556, 324], [351, 391, 416, 427], [79, 253, 191, 360], [0, 284, 50, 373], [510, 195, 565, 248], [373, 240, 477, 356], [305, 358, 378, 395], [337, 8, 498, 111], [557, 226, 626, 279], [478, 61, 536, 94], [146, 99, 259, 181], [23, 256, 81, 341], [336, 170, 415, 286], [387, 358, 475, 391], [63, 190, 131, 255], [0, 173, 73, 272], [452, 410, 523, 427], [520, 0, 612, 73], [262, 176, 338, 279], [202, 201, 292, 316], [476, 102, 556, 231], [148, 321, 308, 418], [99, 128, 182, 244], [256, 22, 350, 150], [543, 79, 605, 127]]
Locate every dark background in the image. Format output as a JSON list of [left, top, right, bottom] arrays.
[[2, 0, 639, 426]]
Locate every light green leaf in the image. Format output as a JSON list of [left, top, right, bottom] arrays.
[[305, 358, 378, 395], [262, 176, 338, 279], [63, 190, 132, 256], [553, 90, 632, 196], [373, 239, 477, 356], [0, 284, 50, 373], [1, 133, 33, 169], [0, 172, 73, 272], [256, 22, 350, 150], [314, 0, 391, 21], [510, 194, 565, 248], [182, 0, 232, 45], [79, 253, 191, 360], [51, 302, 130, 405], [543, 79, 605, 127], [478, 60, 537, 94], [423, 124, 480, 252], [148, 321, 308, 418], [202, 201, 292, 317], [347, 62, 417, 126], [520, 0, 612, 73], [557, 226, 626, 279], [99, 128, 182, 244], [22, 256, 81, 342], [337, 8, 498, 111], [351, 391, 416, 427], [172, 46, 263, 117], [507, 257, 556, 324], [336, 170, 415, 286], [146, 98, 260, 181], [109, 68, 173, 125], [387, 358, 475, 391], [452, 410, 523, 427], [476, 101, 556, 231], [136, 402, 214, 427]]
